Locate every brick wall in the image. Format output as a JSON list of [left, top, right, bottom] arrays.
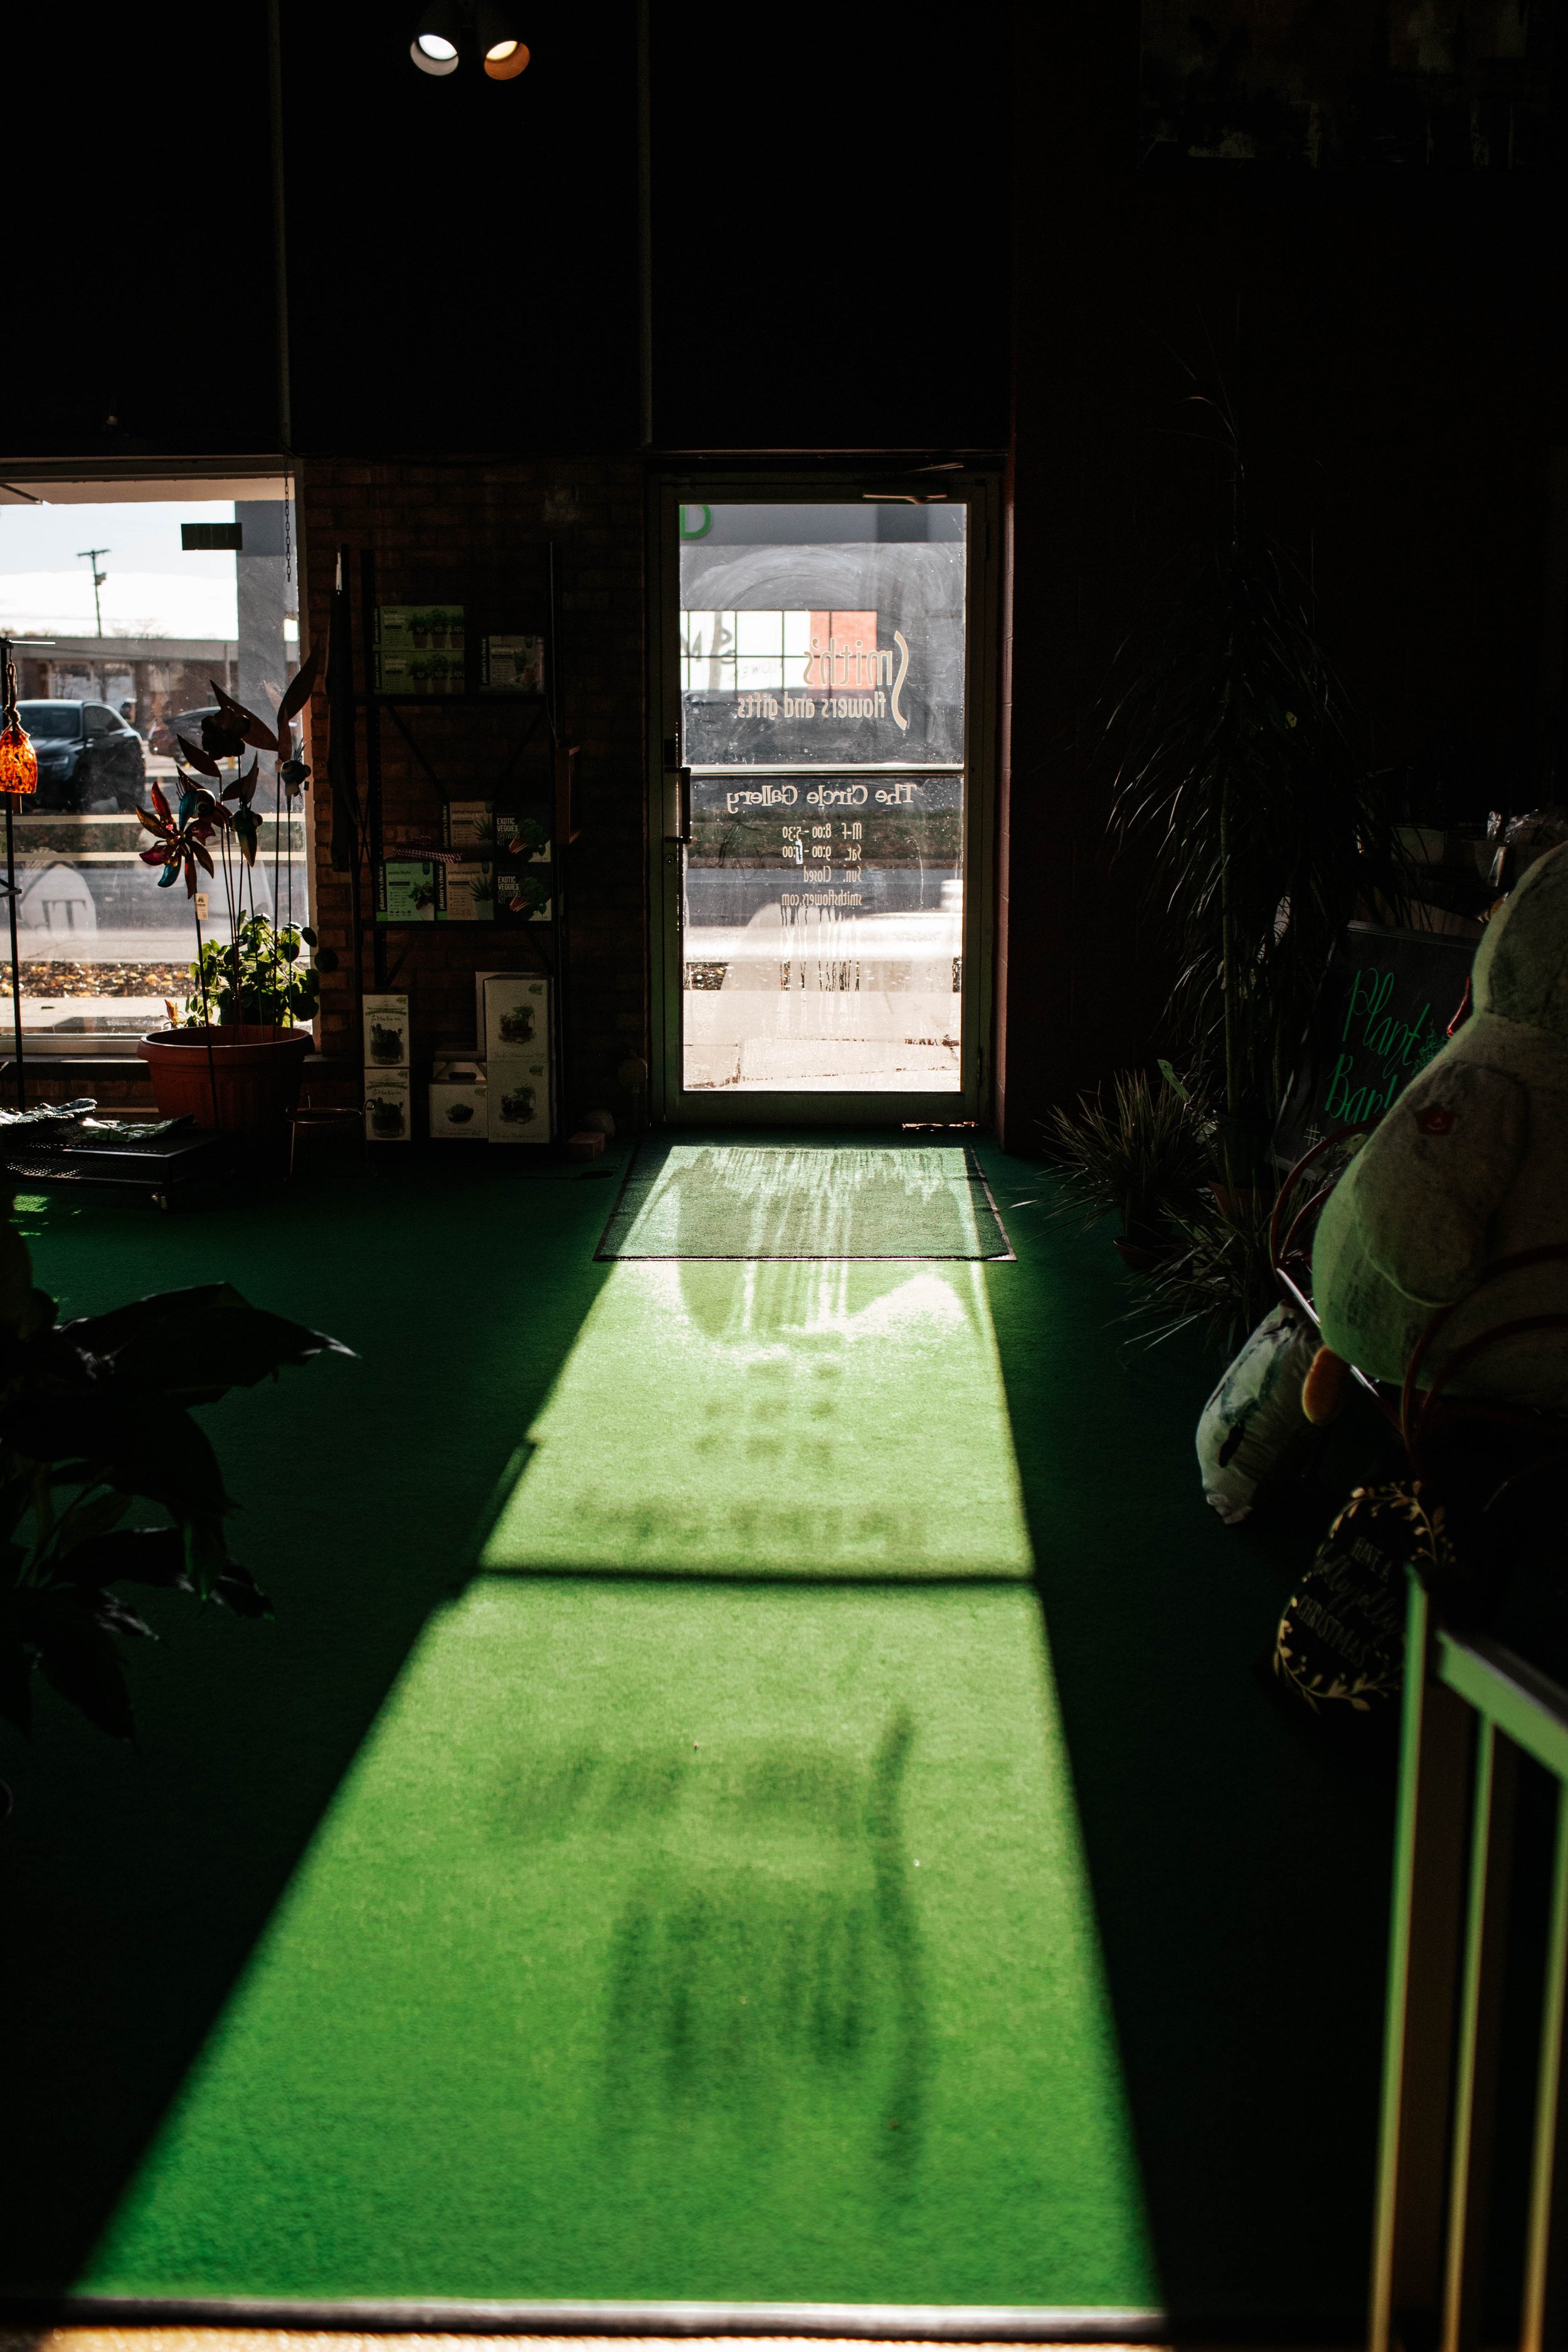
[[299, 458, 647, 1132]]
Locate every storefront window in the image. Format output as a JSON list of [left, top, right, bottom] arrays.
[[0, 480, 308, 1048]]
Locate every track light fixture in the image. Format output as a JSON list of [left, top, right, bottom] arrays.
[[479, 2, 531, 78], [410, 0, 530, 79]]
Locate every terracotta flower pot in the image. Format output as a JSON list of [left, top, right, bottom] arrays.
[[138, 1025, 310, 1136]]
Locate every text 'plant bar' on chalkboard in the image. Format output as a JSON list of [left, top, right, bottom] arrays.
[[1271, 922, 1475, 1171]]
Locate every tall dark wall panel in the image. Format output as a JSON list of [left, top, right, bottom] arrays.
[[1, 3, 279, 457], [648, 1, 1013, 454], [282, 0, 640, 456], [999, 2, 1568, 1138]]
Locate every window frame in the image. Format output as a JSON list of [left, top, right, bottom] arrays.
[[0, 460, 311, 1057], [647, 466, 1000, 1127]]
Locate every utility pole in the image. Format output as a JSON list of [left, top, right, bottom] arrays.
[[77, 546, 109, 638]]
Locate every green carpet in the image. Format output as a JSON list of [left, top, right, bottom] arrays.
[[597, 1141, 1012, 1259], [83, 1581, 1151, 2306], [0, 1137, 1394, 2326], [483, 1259, 1034, 1579]]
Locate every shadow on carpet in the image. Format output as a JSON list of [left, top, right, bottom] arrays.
[[0, 1150, 620, 2294], [982, 1145, 1394, 2332]]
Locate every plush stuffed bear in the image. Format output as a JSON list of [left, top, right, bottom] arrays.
[[1311, 840, 1568, 1412]]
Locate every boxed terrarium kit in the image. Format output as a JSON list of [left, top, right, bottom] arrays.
[[430, 1056, 487, 1140], [364, 1069, 412, 1143], [363, 992, 411, 1068], [477, 971, 553, 1143], [487, 1057, 551, 1143], [374, 605, 467, 695], [477, 971, 549, 1059]]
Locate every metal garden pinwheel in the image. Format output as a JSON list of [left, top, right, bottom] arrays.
[[170, 659, 320, 1025], [136, 780, 220, 1026], [136, 779, 217, 899]]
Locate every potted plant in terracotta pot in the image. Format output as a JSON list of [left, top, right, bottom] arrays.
[[137, 655, 320, 1138]]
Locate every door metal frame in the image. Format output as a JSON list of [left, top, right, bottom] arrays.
[[646, 467, 1000, 1128]]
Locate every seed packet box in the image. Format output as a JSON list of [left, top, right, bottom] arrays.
[[481, 633, 544, 694], [376, 861, 437, 921], [363, 991, 411, 1069], [507, 812, 551, 864], [364, 1068, 411, 1143], [437, 860, 495, 922], [445, 800, 489, 847], [476, 971, 549, 1059], [445, 803, 532, 852], [376, 607, 465, 694], [376, 603, 465, 654], [487, 1054, 551, 1142], [496, 867, 553, 924]]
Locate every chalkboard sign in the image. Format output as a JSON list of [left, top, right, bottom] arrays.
[[1271, 922, 1476, 1172]]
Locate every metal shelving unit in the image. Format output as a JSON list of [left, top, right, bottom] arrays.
[[328, 544, 578, 1133]]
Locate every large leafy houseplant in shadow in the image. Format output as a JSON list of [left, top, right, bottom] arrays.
[[1106, 447, 1404, 1181], [0, 1197, 348, 1791]]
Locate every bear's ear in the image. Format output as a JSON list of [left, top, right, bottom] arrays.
[[1472, 837, 1568, 1035]]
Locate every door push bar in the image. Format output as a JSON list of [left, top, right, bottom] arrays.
[[664, 765, 691, 844]]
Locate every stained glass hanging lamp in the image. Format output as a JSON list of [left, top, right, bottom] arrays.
[[0, 635, 50, 1109], [0, 647, 36, 798]]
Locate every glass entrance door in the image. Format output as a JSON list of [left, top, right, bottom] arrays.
[[656, 493, 988, 1118]]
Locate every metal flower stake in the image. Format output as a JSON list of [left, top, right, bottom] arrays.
[[165, 654, 319, 1030], [135, 775, 221, 1120]]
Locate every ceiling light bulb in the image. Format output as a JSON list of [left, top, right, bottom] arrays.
[[410, 1, 463, 73], [477, 1, 529, 75], [482, 35, 529, 77]]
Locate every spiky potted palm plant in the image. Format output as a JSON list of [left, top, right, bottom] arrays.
[[1105, 407, 1404, 1192], [1041, 1063, 1212, 1264]]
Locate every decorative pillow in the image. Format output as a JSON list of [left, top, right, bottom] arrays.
[[1197, 1305, 1319, 1524]]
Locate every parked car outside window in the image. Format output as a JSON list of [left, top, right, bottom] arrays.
[[16, 700, 149, 813], [147, 705, 225, 760]]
